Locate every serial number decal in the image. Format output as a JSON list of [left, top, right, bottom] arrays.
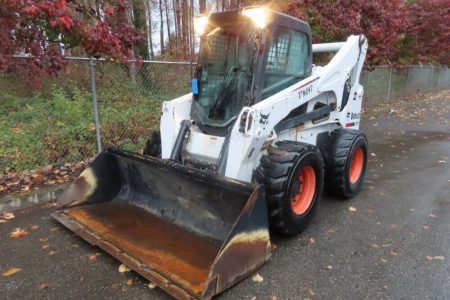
[[346, 112, 360, 120], [298, 85, 313, 99]]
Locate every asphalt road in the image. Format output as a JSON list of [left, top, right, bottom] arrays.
[[1, 92, 449, 300]]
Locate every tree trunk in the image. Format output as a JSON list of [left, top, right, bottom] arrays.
[[199, 0, 206, 13], [230, 0, 239, 9], [159, 0, 164, 54], [173, 0, 179, 48], [164, 0, 171, 51], [145, 0, 155, 60], [182, 0, 189, 49], [126, 2, 137, 81], [190, 0, 194, 58]]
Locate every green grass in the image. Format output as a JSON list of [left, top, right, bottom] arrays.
[[0, 82, 169, 173], [0, 62, 191, 173]]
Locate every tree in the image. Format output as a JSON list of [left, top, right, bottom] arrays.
[[284, 0, 410, 65], [406, 0, 450, 65], [0, 0, 142, 85]]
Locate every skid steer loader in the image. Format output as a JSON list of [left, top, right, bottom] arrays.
[[53, 7, 368, 299]]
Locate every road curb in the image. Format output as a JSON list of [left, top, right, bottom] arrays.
[[0, 184, 68, 213]]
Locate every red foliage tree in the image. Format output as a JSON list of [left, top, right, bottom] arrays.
[[0, 0, 142, 85], [406, 0, 450, 65], [282, 0, 411, 65]]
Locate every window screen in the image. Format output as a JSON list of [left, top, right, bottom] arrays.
[[262, 27, 309, 99]]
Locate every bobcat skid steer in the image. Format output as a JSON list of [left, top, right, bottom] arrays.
[[53, 7, 368, 300]]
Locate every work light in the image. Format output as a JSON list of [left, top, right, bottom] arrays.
[[194, 15, 209, 35], [242, 6, 268, 29]]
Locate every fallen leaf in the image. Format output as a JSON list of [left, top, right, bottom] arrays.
[[3, 212, 15, 220], [370, 152, 377, 157], [50, 227, 59, 232], [39, 283, 49, 290], [380, 258, 388, 263], [252, 273, 263, 283], [126, 279, 133, 286], [325, 227, 336, 233], [88, 253, 101, 260], [371, 243, 381, 248], [422, 225, 429, 230], [308, 288, 315, 296], [2, 267, 22, 277], [309, 237, 316, 244], [30, 225, 39, 230], [348, 206, 357, 212], [270, 296, 279, 300], [111, 283, 119, 289], [119, 264, 130, 273], [433, 256, 445, 260], [148, 282, 156, 289], [41, 245, 50, 250], [389, 249, 399, 256], [10, 228, 28, 238], [39, 237, 49, 242], [429, 214, 437, 218], [326, 265, 333, 270], [0, 220, 6, 224], [48, 250, 57, 256], [426, 256, 433, 261]]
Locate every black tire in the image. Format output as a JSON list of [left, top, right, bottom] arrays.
[[255, 141, 324, 235], [325, 129, 368, 199], [143, 131, 161, 157]]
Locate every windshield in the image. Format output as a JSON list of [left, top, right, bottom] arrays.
[[194, 22, 256, 127]]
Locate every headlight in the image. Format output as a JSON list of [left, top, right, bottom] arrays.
[[242, 6, 268, 29], [193, 15, 209, 35]]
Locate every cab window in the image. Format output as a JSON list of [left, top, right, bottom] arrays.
[[262, 26, 309, 99]]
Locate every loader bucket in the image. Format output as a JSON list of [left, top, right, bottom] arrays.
[[52, 147, 271, 299]]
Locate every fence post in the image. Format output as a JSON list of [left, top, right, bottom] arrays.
[[89, 58, 102, 153], [386, 66, 392, 102], [428, 64, 434, 92], [404, 66, 411, 97]]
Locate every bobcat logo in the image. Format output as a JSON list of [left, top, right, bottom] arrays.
[[260, 112, 270, 125]]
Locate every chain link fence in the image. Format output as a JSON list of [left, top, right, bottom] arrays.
[[360, 65, 450, 107], [1, 59, 449, 177]]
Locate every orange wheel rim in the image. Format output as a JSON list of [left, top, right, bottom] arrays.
[[349, 147, 364, 184], [291, 165, 316, 215]]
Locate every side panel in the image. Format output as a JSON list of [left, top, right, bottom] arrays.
[[184, 130, 225, 164], [160, 94, 193, 158], [339, 84, 364, 129]]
